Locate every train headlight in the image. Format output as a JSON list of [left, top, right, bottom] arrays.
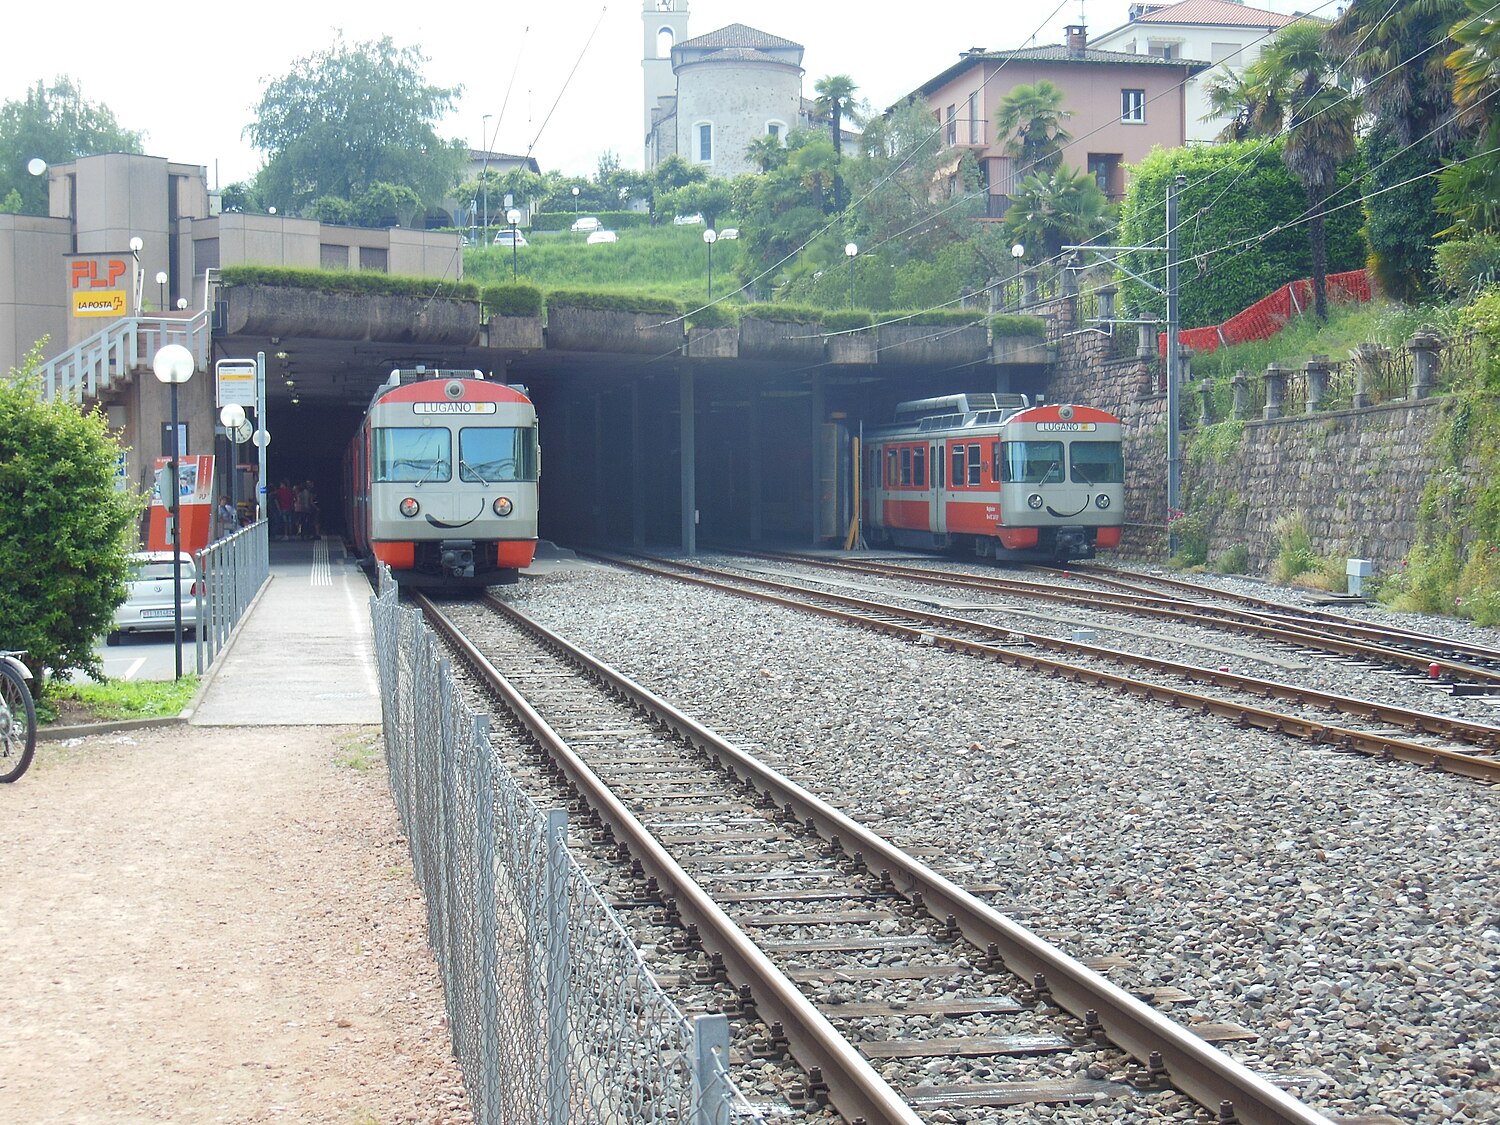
[[1027, 493, 1044, 510], [399, 497, 420, 517], [492, 496, 514, 517], [1095, 494, 1112, 509]]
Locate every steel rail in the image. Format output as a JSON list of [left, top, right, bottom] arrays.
[[414, 592, 925, 1125], [744, 550, 1500, 686], [595, 554, 1500, 779], [438, 593, 1340, 1125]]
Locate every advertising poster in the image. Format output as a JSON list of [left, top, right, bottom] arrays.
[[147, 455, 215, 554]]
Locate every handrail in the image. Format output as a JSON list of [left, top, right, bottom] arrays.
[[41, 310, 211, 403]]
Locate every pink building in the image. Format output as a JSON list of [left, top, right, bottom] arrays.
[[904, 25, 1207, 217]]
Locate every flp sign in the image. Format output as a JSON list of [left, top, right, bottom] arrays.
[[216, 358, 258, 409]]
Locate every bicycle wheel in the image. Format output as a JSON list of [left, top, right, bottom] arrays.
[[0, 661, 37, 783]]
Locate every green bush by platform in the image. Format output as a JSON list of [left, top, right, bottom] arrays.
[[741, 303, 823, 324], [545, 289, 683, 315], [482, 283, 543, 318], [821, 310, 873, 332], [687, 303, 740, 328], [895, 309, 985, 327], [988, 313, 1048, 337], [219, 265, 479, 299]]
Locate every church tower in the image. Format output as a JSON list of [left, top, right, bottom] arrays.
[[643, 0, 689, 163]]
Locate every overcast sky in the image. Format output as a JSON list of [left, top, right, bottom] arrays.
[[7, 0, 1322, 189]]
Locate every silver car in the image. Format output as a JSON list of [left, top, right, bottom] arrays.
[[108, 551, 198, 643]]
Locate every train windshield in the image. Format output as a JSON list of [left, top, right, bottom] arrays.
[[999, 441, 1064, 484], [373, 428, 451, 483], [1070, 441, 1124, 485], [459, 426, 539, 483]]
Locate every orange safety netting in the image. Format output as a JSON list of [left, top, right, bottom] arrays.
[[1159, 269, 1371, 356]]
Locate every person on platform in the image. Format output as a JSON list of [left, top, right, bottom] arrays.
[[219, 495, 237, 536], [273, 479, 296, 540]]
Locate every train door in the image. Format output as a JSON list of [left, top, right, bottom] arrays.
[[930, 442, 945, 536]]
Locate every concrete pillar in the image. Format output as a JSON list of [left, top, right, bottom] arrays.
[[632, 381, 646, 548], [1096, 284, 1117, 322], [1263, 362, 1289, 420], [1350, 345, 1378, 409], [1198, 379, 1215, 427], [1305, 354, 1329, 413], [1137, 314, 1158, 360], [1408, 332, 1440, 399], [1230, 369, 1248, 421], [679, 370, 696, 555]]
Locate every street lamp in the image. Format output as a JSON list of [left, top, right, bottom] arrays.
[[155, 271, 167, 312], [844, 242, 858, 309], [152, 343, 195, 681], [703, 228, 718, 300], [506, 207, 522, 280], [220, 403, 248, 524], [572, 185, 580, 216]]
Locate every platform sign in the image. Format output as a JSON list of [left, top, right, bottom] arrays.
[[216, 358, 258, 409]]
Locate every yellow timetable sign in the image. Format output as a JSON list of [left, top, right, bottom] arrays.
[[73, 291, 126, 317]]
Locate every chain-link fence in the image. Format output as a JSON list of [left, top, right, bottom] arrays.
[[371, 571, 766, 1125]]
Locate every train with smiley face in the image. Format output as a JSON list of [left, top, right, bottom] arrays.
[[343, 369, 540, 587], [862, 393, 1124, 561]]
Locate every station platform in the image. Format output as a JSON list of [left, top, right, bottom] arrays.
[[186, 536, 383, 727]]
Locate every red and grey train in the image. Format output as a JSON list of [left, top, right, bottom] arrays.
[[862, 393, 1124, 561], [343, 369, 540, 587]]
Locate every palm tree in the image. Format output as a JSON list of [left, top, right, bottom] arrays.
[[1201, 67, 1274, 142], [1001, 166, 1111, 262], [745, 134, 786, 174], [814, 74, 859, 159], [1243, 22, 1360, 319], [993, 80, 1073, 179]]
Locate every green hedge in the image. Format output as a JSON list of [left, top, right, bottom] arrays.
[[989, 313, 1048, 337], [545, 289, 684, 315], [687, 303, 740, 328], [891, 309, 984, 327], [530, 210, 652, 232], [219, 265, 479, 299], [822, 310, 873, 331], [482, 283, 543, 318], [741, 303, 823, 324]]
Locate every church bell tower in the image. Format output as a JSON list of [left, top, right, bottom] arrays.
[[643, 0, 689, 163]]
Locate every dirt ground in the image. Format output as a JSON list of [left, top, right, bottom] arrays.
[[1, 721, 474, 1124]]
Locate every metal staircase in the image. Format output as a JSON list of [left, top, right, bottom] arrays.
[[40, 311, 211, 403]]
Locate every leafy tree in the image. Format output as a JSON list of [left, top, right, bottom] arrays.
[[1239, 22, 1361, 319], [746, 134, 788, 173], [993, 80, 1073, 179], [245, 34, 467, 219], [661, 179, 735, 228], [1327, 0, 1464, 299], [0, 345, 142, 691], [0, 78, 143, 215], [353, 182, 423, 227], [1439, 0, 1500, 237]]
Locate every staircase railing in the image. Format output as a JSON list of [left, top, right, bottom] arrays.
[[41, 311, 212, 403]]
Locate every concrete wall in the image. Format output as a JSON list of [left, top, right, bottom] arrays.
[[0, 215, 72, 375]]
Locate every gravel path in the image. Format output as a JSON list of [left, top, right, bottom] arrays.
[[1, 724, 472, 1124], [507, 557, 1500, 1125]]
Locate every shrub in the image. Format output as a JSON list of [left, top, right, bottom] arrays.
[[483, 283, 543, 318], [989, 314, 1047, 338], [822, 310, 873, 332], [1434, 234, 1500, 297], [0, 347, 144, 690], [1213, 543, 1250, 574], [892, 309, 984, 327], [741, 303, 823, 324], [1269, 511, 1322, 584], [1168, 510, 1209, 569], [687, 303, 740, 329], [545, 289, 683, 315], [219, 265, 479, 300]]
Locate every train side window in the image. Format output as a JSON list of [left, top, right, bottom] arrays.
[[913, 445, 926, 488], [900, 446, 912, 486], [936, 446, 945, 488], [886, 448, 898, 487], [992, 441, 1001, 483], [950, 445, 965, 490], [373, 427, 451, 483], [967, 442, 982, 486]]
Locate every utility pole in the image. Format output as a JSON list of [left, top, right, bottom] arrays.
[[1165, 173, 1183, 557]]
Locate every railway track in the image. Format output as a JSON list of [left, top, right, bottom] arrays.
[[585, 552, 1500, 785], [413, 588, 1341, 1125], [733, 549, 1500, 690]]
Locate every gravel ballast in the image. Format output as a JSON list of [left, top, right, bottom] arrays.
[[504, 557, 1500, 1125]]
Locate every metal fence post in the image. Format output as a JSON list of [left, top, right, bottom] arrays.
[[544, 808, 571, 1125], [471, 713, 502, 1125], [692, 1013, 732, 1125]]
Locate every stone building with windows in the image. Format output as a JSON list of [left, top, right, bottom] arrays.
[[642, 1, 809, 179]]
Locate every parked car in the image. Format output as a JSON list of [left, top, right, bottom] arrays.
[[571, 216, 602, 232], [718, 228, 739, 240], [586, 230, 618, 244], [493, 229, 528, 247], [672, 213, 704, 226], [108, 551, 199, 643]]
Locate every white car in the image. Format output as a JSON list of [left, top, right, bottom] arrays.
[[493, 229, 528, 247], [586, 230, 618, 244], [718, 228, 739, 240], [108, 551, 199, 643], [672, 213, 704, 225], [571, 216, 602, 232]]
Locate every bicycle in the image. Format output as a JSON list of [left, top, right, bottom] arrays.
[[0, 650, 37, 783]]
